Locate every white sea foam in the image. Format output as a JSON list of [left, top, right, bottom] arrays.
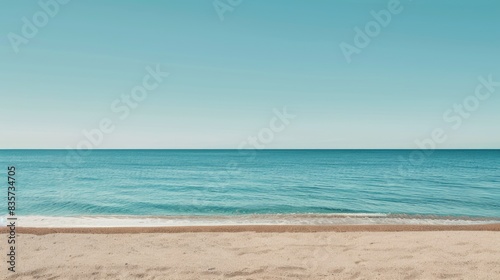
[[6, 214, 499, 228]]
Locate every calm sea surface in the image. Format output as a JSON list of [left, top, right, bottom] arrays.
[[1, 150, 499, 218]]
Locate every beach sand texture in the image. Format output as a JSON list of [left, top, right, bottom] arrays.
[[3, 227, 500, 279]]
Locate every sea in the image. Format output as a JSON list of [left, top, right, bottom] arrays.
[[1, 150, 499, 227]]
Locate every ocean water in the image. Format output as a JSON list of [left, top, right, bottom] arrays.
[[1, 150, 499, 225]]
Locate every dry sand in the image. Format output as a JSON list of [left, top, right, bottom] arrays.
[[2, 225, 500, 279]]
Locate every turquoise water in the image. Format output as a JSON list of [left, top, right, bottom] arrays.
[[1, 150, 499, 218]]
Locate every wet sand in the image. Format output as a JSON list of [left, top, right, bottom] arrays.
[[3, 223, 500, 234]]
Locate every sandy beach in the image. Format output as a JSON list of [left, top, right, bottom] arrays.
[[3, 225, 500, 279]]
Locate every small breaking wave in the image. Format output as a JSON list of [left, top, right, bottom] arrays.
[[9, 213, 500, 228]]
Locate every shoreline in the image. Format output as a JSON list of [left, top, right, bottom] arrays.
[[3, 223, 500, 235]]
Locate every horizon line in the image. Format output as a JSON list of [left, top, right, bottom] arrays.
[[1, 148, 500, 151]]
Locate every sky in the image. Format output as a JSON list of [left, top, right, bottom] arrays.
[[0, 0, 499, 149]]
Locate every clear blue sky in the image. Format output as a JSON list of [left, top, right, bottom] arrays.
[[1, 0, 499, 149]]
